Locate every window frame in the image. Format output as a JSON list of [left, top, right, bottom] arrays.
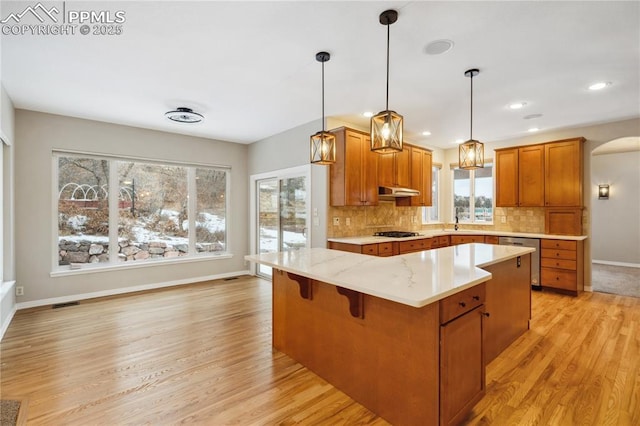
[[451, 162, 494, 224], [52, 151, 231, 275], [422, 163, 441, 224]]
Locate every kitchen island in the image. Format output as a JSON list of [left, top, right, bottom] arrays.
[[245, 244, 534, 426]]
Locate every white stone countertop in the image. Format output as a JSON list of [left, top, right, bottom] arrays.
[[327, 229, 587, 245], [245, 244, 535, 308]]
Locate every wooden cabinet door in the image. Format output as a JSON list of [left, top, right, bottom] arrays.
[[495, 148, 518, 207], [377, 148, 410, 188], [518, 145, 545, 206], [440, 306, 485, 426], [545, 138, 583, 207], [408, 146, 433, 207], [330, 128, 379, 206], [361, 133, 379, 205]]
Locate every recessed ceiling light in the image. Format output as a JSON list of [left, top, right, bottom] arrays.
[[422, 131, 432, 136], [509, 102, 526, 110], [363, 111, 374, 118], [424, 39, 454, 55], [523, 113, 543, 120], [528, 127, 540, 132], [588, 82, 611, 91], [165, 107, 203, 123]]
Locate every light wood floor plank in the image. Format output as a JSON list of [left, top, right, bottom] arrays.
[[2, 276, 639, 425]]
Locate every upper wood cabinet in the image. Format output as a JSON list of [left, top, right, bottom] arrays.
[[330, 127, 379, 206], [544, 138, 584, 207], [495, 145, 544, 207], [495, 137, 583, 208], [378, 148, 410, 188], [395, 144, 433, 207]]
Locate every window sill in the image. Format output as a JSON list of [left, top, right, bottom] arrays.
[[50, 253, 234, 277]]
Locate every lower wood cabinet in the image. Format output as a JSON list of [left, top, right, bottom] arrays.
[[540, 239, 584, 295], [432, 235, 450, 248], [398, 238, 432, 254], [440, 284, 486, 426]]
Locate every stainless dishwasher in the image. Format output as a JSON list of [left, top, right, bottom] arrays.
[[498, 237, 541, 290]]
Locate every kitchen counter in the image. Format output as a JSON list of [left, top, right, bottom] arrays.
[[245, 243, 534, 307], [327, 229, 588, 245]]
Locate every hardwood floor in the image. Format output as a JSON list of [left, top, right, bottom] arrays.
[[1, 276, 638, 425]]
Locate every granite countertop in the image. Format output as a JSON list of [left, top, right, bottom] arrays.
[[245, 244, 535, 308], [328, 229, 588, 245]]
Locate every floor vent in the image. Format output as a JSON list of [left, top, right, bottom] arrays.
[[52, 301, 79, 309], [223, 277, 239, 281]]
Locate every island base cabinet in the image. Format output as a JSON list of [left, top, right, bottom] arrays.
[[440, 305, 485, 426], [483, 254, 532, 364], [272, 270, 440, 426]]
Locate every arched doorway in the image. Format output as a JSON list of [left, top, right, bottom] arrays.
[[590, 137, 640, 297]]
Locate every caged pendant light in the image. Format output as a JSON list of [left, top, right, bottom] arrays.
[[370, 9, 403, 154], [459, 68, 485, 169], [310, 51, 336, 165]]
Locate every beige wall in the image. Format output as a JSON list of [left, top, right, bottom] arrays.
[[14, 110, 249, 304]]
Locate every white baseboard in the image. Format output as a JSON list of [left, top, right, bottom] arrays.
[[16, 269, 251, 310], [584, 285, 593, 292], [592, 260, 640, 268]]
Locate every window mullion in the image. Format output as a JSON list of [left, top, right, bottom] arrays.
[[188, 168, 197, 255], [108, 161, 119, 264]]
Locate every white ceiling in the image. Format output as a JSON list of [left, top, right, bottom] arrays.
[[2, 1, 639, 149]]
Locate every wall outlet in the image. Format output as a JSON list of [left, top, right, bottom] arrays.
[[15, 286, 24, 296], [346, 218, 351, 226], [333, 217, 340, 226], [501, 216, 507, 224]]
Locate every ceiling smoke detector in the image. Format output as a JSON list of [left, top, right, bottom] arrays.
[[165, 107, 204, 123]]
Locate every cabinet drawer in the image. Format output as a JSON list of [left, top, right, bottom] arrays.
[[541, 268, 577, 291], [398, 239, 429, 254], [440, 284, 486, 325], [541, 239, 577, 251], [541, 248, 577, 260], [541, 258, 577, 270], [450, 235, 485, 245], [484, 236, 499, 245], [377, 242, 394, 257], [361, 244, 379, 255]]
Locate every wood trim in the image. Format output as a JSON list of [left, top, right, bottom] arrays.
[[287, 272, 312, 300], [336, 287, 364, 319]]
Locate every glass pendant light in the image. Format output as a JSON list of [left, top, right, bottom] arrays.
[[459, 68, 485, 169], [370, 9, 403, 154], [310, 51, 336, 165]]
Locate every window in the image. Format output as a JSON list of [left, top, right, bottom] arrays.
[[453, 163, 493, 223], [422, 164, 441, 223], [56, 153, 229, 270]]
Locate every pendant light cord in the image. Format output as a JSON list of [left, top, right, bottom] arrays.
[[470, 73, 473, 140], [321, 59, 325, 132], [386, 22, 390, 111]]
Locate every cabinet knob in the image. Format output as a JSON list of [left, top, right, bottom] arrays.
[[472, 296, 480, 301], [483, 312, 491, 317], [459, 302, 466, 308], [556, 277, 560, 280]]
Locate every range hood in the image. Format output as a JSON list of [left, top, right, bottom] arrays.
[[378, 186, 420, 199]]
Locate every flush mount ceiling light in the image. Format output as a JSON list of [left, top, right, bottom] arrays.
[[165, 107, 204, 123], [370, 9, 403, 154], [310, 51, 336, 165], [459, 68, 485, 170], [424, 39, 454, 55]]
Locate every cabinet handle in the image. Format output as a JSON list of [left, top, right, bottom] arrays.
[[483, 312, 491, 317], [472, 296, 480, 301], [459, 302, 466, 308]]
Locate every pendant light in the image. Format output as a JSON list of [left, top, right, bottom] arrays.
[[459, 68, 485, 169], [310, 51, 336, 165], [370, 9, 403, 154]]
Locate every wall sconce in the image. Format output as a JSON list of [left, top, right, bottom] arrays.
[[598, 184, 610, 199]]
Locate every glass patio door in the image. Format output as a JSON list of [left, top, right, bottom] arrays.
[[256, 174, 307, 278]]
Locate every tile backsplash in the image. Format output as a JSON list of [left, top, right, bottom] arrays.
[[326, 204, 579, 238]]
